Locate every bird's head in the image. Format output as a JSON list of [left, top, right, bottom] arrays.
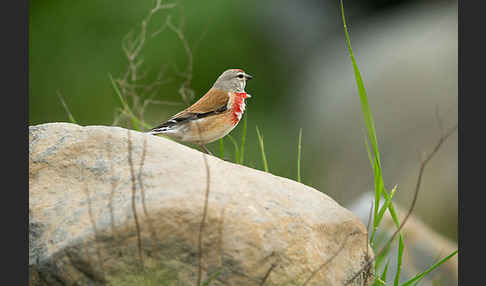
[[213, 69, 253, 92]]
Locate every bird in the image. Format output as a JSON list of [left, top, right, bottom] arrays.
[[147, 69, 253, 155]]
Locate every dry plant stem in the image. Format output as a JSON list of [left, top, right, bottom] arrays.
[[167, 15, 194, 106], [114, 0, 176, 127], [344, 124, 458, 285], [302, 234, 353, 286], [259, 264, 277, 286], [138, 136, 158, 244], [217, 207, 226, 265], [106, 138, 119, 237], [127, 130, 144, 268], [123, 0, 175, 79], [366, 200, 374, 260], [81, 167, 106, 277], [196, 123, 212, 286]]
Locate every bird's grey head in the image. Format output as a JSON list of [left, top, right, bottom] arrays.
[[212, 69, 253, 92]]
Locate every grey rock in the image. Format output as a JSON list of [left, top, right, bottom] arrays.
[[29, 122, 373, 285]]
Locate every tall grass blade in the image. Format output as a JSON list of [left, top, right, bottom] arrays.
[[373, 260, 389, 286], [219, 138, 224, 159], [109, 73, 151, 131], [227, 134, 240, 164], [401, 250, 458, 286], [57, 91, 77, 124], [375, 236, 392, 274], [375, 185, 397, 229], [393, 235, 404, 286], [381, 260, 390, 282], [339, 1, 405, 250], [339, 1, 381, 168], [239, 113, 247, 164], [374, 277, 386, 286], [255, 126, 269, 172], [339, 0, 386, 226], [297, 128, 303, 182]]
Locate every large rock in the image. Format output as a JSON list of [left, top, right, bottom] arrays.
[[29, 123, 373, 286]]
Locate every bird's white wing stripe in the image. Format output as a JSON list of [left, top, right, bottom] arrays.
[[226, 92, 232, 109]]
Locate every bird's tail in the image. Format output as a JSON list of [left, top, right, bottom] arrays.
[[147, 120, 178, 135], [147, 126, 169, 135]]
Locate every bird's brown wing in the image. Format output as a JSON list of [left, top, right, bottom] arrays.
[[149, 88, 229, 133], [169, 88, 230, 120], [185, 88, 230, 113]]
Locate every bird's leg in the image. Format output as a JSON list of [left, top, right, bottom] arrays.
[[200, 145, 213, 156]]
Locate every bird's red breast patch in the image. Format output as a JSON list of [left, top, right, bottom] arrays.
[[231, 92, 248, 125]]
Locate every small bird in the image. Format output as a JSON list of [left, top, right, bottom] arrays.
[[148, 69, 253, 155]]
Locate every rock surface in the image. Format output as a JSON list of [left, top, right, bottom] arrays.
[[29, 122, 373, 286]]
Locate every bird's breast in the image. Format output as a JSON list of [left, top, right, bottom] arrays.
[[231, 92, 249, 125]]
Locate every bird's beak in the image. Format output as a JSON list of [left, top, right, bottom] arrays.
[[245, 73, 253, 80]]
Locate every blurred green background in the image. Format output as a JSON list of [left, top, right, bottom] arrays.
[[30, 0, 298, 175], [30, 0, 457, 247]]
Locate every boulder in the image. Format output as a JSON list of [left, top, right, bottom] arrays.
[[29, 122, 373, 285]]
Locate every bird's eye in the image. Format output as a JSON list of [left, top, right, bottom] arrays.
[[237, 74, 244, 79]]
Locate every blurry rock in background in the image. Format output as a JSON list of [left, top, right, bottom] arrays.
[[263, 1, 457, 240], [348, 192, 458, 285]]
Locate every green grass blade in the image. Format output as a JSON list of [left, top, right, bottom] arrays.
[[394, 235, 405, 286], [255, 126, 269, 172], [339, 3, 407, 256], [374, 277, 386, 286], [364, 134, 382, 245], [339, 0, 385, 222], [363, 132, 374, 169], [227, 134, 240, 164], [339, 1, 381, 165], [376, 185, 398, 227], [239, 113, 247, 164], [373, 260, 389, 286], [109, 73, 128, 109], [109, 73, 152, 131], [381, 260, 390, 281], [375, 237, 392, 274], [401, 250, 458, 286], [57, 91, 77, 124], [297, 128, 303, 182], [219, 138, 225, 159], [382, 192, 401, 227], [109, 73, 139, 130]]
